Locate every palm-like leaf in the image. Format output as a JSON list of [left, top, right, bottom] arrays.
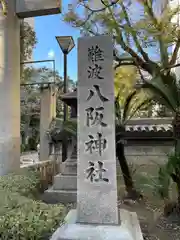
[[115, 89, 153, 126], [140, 74, 179, 112], [62, 119, 77, 137], [123, 90, 137, 123]]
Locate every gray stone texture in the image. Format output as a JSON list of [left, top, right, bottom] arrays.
[[50, 209, 143, 240], [53, 175, 77, 190], [0, 0, 21, 176], [42, 144, 77, 204], [125, 144, 173, 165], [77, 36, 118, 224], [16, 0, 61, 18], [42, 187, 77, 204]]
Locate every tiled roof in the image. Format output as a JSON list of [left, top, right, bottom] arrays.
[[125, 124, 172, 133], [60, 89, 77, 99], [125, 118, 173, 133]]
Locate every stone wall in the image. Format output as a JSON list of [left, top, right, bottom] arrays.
[[124, 143, 174, 165]]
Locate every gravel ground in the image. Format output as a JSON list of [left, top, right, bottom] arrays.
[[121, 200, 180, 240]]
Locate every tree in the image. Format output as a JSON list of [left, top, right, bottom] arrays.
[[21, 67, 64, 150], [114, 65, 152, 116], [64, 0, 180, 198], [20, 21, 37, 62], [64, 0, 180, 81], [49, 89, 149, 199], [115, 89, 150, 199], [21, 85, 40, 150]]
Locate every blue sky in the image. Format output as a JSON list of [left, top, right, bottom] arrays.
[[32, 1, 163, 83], [33, 1, 80, 82]]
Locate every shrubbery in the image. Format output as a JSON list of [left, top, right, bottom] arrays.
[[0, 169, 66, 240], [0, 169, 40, 198]]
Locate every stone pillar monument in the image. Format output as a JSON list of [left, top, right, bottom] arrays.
[[0, 0, 20, 175], [51, 36, 143, 240], [40, 85, 56, 161]]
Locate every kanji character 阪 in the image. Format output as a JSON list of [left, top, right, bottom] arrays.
[[85, 106, 107, 127]]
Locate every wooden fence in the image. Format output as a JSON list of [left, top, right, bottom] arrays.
[[21, 159, 60, 192]]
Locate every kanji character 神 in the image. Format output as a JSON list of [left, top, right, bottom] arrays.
[[85, 132, 107, 156]]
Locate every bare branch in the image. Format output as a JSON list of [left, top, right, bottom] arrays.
[[81, 0, 120, 13], [161, 62, 180, 71], [120, 2, 152, 63], [143, 1, 169, 67], [169, 37, 180, 66]]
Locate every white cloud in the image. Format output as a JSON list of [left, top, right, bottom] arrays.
[[48, 50, 55, 59]]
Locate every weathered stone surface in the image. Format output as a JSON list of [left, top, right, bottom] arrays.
[[40, 86, 56, 161], [77, 35, 118, 224], [16, 0, 61, 18], [42, 187, 77, 204], [0, 1, 20, 175], [53, 174, 77, 190], [50, 209, 143, 240]]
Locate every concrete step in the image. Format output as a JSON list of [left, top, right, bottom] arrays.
[[53, 174, 77, 190], [62, 162, 77, 175], [42, 187, 77, 204]]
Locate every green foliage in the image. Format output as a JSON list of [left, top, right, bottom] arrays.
[[139, 165, 171, 200], [48, 118, 77, 142], [0, 200, 65, 240], [115, 88, 152, 126], [0, 169, 66, 240], [140, 73, 179, 113], [140, 152, 180, 201], [21, 144, 26, 153], [20, 19, 37, 62], [64, 1, 180, 76], [20, 21, 37, 62], [0, 169, 40, 198]]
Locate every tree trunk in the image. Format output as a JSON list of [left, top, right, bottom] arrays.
[[175, 139, 180, 155], [177, 184, 180, 209], [116, 125, 142, 200], [173, 114, 180, 154], [116, 141, 134, 192]]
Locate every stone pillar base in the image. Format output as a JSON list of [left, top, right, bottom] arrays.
[[50, 209, 143, 240]]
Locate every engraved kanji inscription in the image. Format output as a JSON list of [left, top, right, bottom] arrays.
[[88, 64, 104, 79], [85, 132, 107, 156], [85, 106, 107, 127], [86, 161, 96, 182], [86, 161, 109, 183], [88, 45, 104, 63], [86, 85, 109, 102]]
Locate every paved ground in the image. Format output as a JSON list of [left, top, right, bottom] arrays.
[[20, 152, 39, 165]]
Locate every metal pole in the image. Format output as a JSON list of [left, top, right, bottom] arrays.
[[63, 53, 68, 121], [62, 53, 68, 162]]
